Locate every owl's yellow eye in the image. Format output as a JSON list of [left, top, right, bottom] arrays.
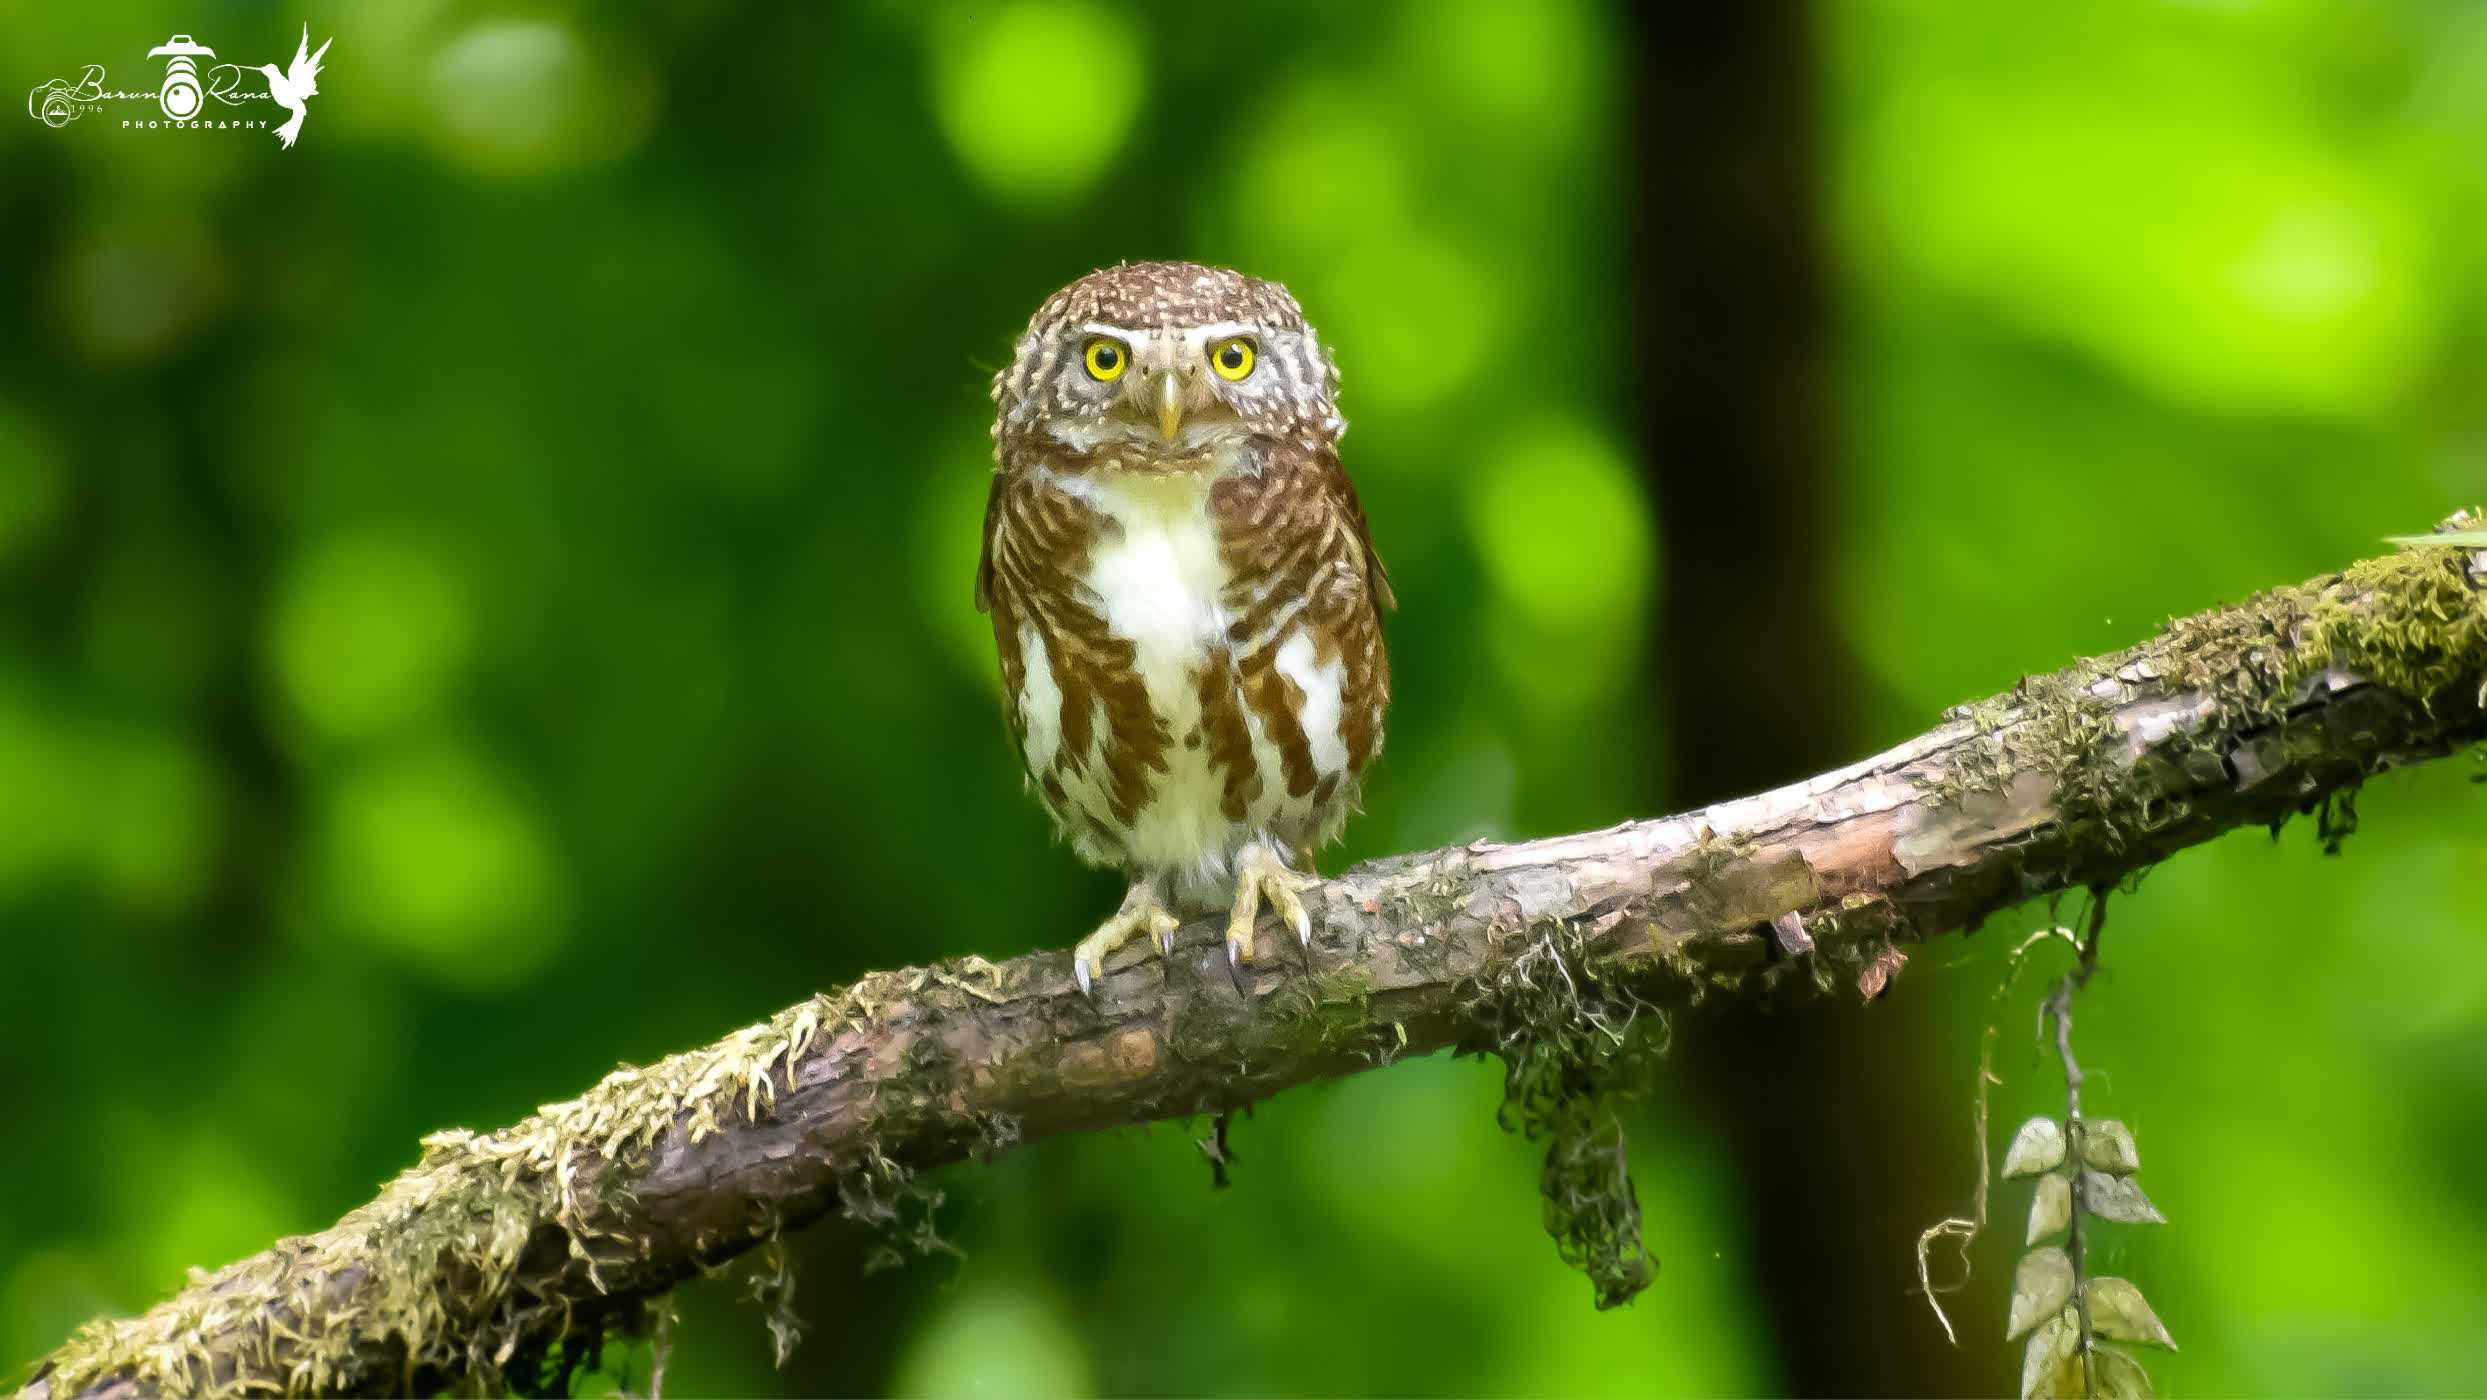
[[1211, 337, 1256, 381], [1083, 338, 1127, 381]]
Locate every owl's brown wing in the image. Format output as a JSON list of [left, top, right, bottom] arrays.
[[977, 466, 1108, 635], [1327, 449, 1396, 613], [1212, 438, 1394, 819], [974, 471, 1002, 615], [976, 465, 1094, 711]]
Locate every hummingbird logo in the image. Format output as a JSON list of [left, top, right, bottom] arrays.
[[251, 25, 330, 149]]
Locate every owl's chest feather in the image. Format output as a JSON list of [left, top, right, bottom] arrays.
[[1079, 472, 1233, 694], [1071, 471, 1246, 877], [1023, 465, 1331, 884], [1000, 451, 1383, 889]]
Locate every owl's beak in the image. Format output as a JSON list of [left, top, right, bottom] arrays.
[[1151, 370, 1185, 440]]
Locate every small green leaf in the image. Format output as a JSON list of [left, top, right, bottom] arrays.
[[2003, 1117, 2067, 1178], [2027, 1171, 2071, 1244], [2387, 531, 2487, 549], [2082, 1119, 2140, 1175], [2085, 1276, 2177, 1350], [2021, 1313, 2082, 1399], [2093, 1342, 2157, 1399], [2007, 1246, 2075, 1341], [2078, 1170, 2167, 1224]]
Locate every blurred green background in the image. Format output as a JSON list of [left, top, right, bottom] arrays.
[[3, 0, 2485, 1394]]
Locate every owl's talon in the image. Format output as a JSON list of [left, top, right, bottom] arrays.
[[1225, 841, 1314, 974], [1227, 879, 1262, 970], [1071, 878, 1177, 1000], [1279, 889, 1313, 948]]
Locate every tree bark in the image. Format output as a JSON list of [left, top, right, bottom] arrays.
[[22, 536, 2487, 1400]]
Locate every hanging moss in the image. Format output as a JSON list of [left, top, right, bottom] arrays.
[[1477, 918, 1670, 1309]]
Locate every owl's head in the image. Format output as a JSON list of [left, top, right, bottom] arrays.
[[992, 261, 1342, 469]]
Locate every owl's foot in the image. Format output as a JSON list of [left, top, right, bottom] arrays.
[[1073, 876, 1181, 998], [1226, 842, 1315, 970]]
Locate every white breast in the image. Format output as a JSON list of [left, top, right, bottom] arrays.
[[1079, 471, 1229, 699]]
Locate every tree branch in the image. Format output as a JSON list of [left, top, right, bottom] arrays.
[[22, 532, 2487, 1399]]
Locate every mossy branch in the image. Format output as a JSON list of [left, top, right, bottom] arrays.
[[21, 528, 2487, 1400]]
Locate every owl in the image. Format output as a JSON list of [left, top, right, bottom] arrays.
[[977, 262, 1394, 994]]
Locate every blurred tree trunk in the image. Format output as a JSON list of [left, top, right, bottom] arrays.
[[1627, 6, 1985, 1392]]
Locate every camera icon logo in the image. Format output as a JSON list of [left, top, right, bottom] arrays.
[[146, 34, 216, 122], [26, 65, 103, 128], [30, 78, 79, 128]]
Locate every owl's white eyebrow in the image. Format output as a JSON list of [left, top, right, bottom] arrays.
[[1074, 321, 1263, 343]]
